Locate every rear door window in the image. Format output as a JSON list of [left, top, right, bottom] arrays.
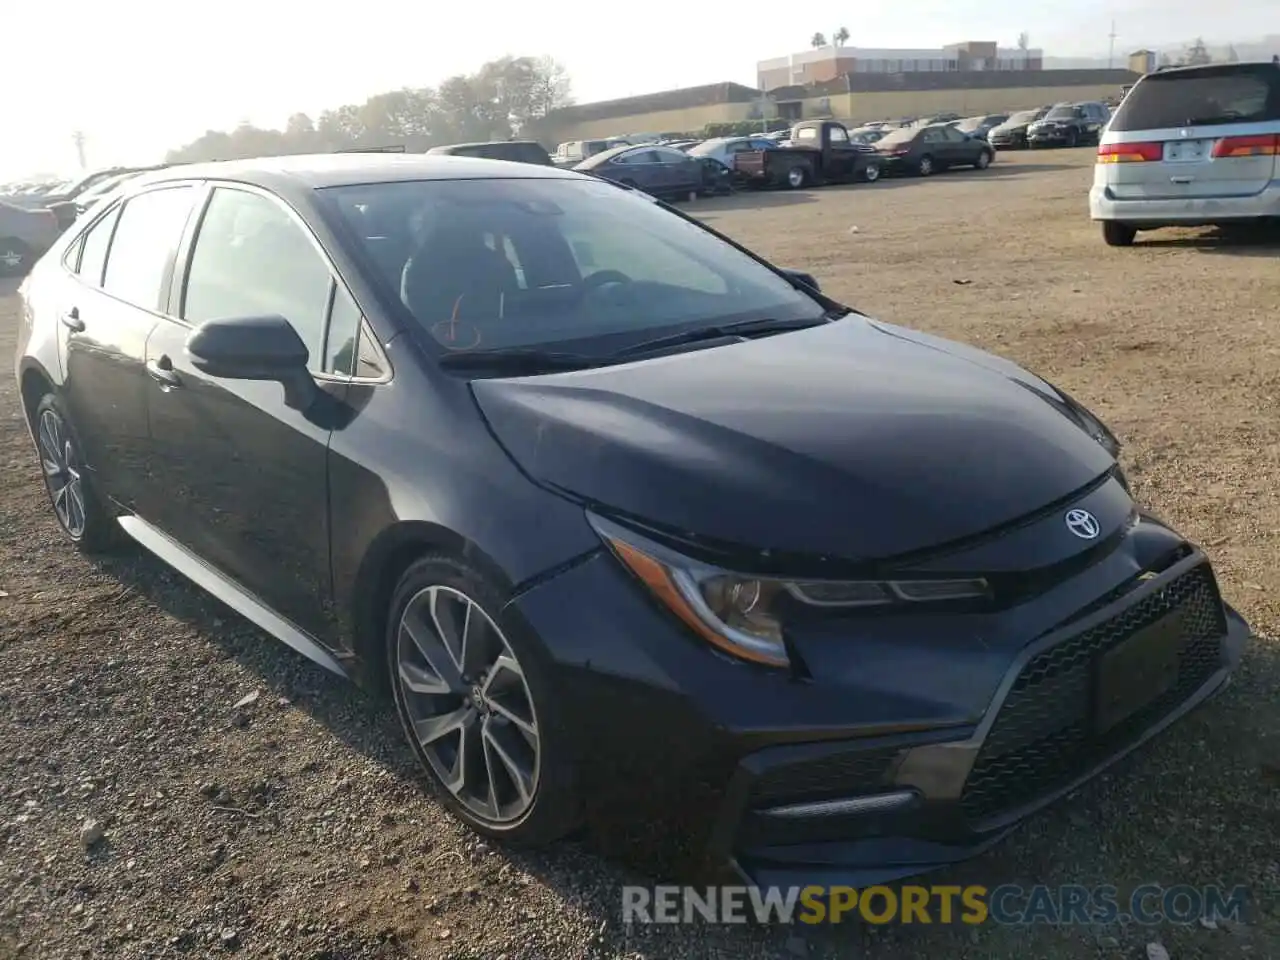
[[1110, 65, 1280, 131], [101, 187, 198, 311]]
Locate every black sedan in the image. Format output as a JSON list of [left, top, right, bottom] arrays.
[[987, 108, 1050, 149], [15, 155, 1250, 886], [874, 123, 994, 176], [574, 143, 703, 200]]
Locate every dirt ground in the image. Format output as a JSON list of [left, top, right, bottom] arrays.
[[1, 148, 1277, 960]]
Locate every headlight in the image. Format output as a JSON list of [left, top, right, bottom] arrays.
[[589, 514, 989, 668], [1055, 387, 1121, 459]]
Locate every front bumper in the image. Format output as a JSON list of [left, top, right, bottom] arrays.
[[989, 132, 1027, 148], [1027, 129, 1073, 145], [508, 500, 1250, 885], [1089, 181, 1280, 226]]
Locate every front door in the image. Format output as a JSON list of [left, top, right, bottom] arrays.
[[58, 186, 200, 512], [139, 185, 362, 643]]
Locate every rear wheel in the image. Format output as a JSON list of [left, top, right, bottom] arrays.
[[916, 155, 935, 177], [1102, 221, 1137, 247], [387, 554, 581, 845], [862, 162, 881, 183], [0, 238, 31, 278], [33, 394, 121, 552], [785, 165, 809, 189]]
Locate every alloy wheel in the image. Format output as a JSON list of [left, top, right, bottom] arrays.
[[918, 156, 934, 176], [38, 409, 87, 538], [864, 163, 881, 182], [395, 585, 540, 826]]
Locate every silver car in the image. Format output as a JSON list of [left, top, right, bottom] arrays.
[[0, 201, 61, 277], [1091, 61, 1280, 246]]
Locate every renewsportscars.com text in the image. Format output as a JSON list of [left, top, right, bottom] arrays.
[[622, 884, 1248, 926]]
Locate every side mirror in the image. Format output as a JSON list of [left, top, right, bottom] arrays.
[[186, 314, 319, 411], [781, 268, 820, 293]]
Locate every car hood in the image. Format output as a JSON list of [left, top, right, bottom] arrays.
[[469, 317, 1117, 563], [992, 123, 1030, 134]]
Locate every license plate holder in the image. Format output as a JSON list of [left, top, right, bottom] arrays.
[[1163, 139, 1210, 162], [1093, 610, 1183, 733]]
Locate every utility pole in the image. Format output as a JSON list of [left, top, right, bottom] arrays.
[[72, 130, 87, 170], [1107, 19, 1117, 69]]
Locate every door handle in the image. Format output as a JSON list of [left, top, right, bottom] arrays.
[[146, 357, 182, 388], [1170, 175, 1195, 184], [60, 308, 84, 332]]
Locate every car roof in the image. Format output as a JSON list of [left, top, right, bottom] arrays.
[[122, 153, 579, 192]]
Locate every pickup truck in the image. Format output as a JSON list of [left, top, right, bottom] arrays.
[[734, 120, 882, 189]]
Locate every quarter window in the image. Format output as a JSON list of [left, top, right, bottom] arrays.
[[325, 285, 363, 376], [183, 188, 334, 370], [75, 204, 121, 286], [101, 187, 197, 310]]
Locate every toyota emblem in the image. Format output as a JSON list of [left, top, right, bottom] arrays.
[[1065, 508, 1101, 540]]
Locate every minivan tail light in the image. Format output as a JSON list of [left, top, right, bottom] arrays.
[[1211, 134, 1280, 158], [1097, 141, 1162, 163]]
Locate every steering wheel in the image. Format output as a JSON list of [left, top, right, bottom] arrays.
[[582, 269, 633, 290]]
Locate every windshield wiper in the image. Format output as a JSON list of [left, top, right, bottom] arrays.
[[611, 315, 833, 360], [437, 347, 604, 373]]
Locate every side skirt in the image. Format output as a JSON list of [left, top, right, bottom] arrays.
[[117, 515, 349, 678]]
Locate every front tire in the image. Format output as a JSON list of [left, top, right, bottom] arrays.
[[974, 150, 992, 170], [33, 393, 121, 552], [1102, 221, 1137, 247], [387, 554, 581, 845]]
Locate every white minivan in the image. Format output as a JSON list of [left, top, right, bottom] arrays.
[[1090, 61, 1280, 246]]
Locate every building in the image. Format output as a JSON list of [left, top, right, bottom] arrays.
[[531, 67, 1140, 147], [1128, 50, 1157, 74], [768, 68, 1138, 124], [530, 82, 769, 145], [758, 41, 1044, 90]]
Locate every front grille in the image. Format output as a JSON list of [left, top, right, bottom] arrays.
[[748, 747, 900, 808], [961, 564, 1226, 823]]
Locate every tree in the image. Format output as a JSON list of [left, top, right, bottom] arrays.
[[1017, 32, 1030, 51], [1180, 38, 1212, 66], [833, 27, 849, 48], [164, 55, 572, 162], [810, 32, 826, 49], [1226, 44, 1240, 62]]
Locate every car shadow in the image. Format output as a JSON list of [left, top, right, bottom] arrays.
[[958, 162, 1077, 177], [77, 545, 778, 939], [1136, 223, 1280, 257], [689, 189, 822, 213]]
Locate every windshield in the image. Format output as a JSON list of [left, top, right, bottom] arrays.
[[1044, 105, 1078, 120], [1109, 65, 1279, 131], [687, 140, 731, 157], [321, 177, 824, 354], [875, 128, 918, 146]]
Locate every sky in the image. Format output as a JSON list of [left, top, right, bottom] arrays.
[[2, 0, 1274, 181]]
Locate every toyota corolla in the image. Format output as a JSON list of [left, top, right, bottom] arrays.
[[14, 155, 1250, 886]]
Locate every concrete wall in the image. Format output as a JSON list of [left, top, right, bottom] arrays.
[[802, 83, 1126, 122], [535, 101, 772, 146]]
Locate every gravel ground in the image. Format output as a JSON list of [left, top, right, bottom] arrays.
[[1, 149, 1277, 960]]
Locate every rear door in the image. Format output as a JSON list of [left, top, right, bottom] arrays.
[[1099, 63, 1280, 200], [58, 186, 200, 512]]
